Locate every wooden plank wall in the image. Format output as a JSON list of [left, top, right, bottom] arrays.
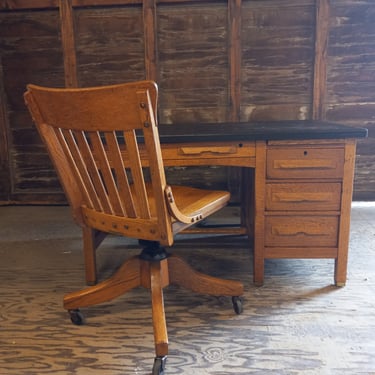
[[326, 0, 375, 200], [0, 0, 373, 204]]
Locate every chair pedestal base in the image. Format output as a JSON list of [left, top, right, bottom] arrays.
[[63, 242, 244, 362]]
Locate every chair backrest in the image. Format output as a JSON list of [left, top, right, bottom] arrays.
[[24, 80, 174, 245]]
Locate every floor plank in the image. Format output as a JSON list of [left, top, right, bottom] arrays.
[[0, 204, 374, 374]]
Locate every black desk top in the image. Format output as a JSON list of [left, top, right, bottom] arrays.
[[157, 120, 368, 143]]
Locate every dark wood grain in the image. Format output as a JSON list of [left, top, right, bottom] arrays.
[[0, 0, 224, 10], [157, 3, 229, 124], [0, 10, 65, 201], [326, 0, 375, 198], [59, 0, 78, 87], [241, 0, 315, 120], [0, 63, 10, 202], [312, 0, 329, 120], [228, 0, 241, 122], [143, 0, 158, 81], [73, 6, 145, 87], [0, 0, 374, 203]]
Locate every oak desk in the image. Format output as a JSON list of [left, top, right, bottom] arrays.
[[155, 120, 368, 286]]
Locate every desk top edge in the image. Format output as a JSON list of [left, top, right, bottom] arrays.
[[157, 120, 368, 143]]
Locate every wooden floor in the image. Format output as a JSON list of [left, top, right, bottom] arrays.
[[1, 203, 374, 375]]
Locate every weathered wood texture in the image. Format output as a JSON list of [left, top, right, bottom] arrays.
[[74, 6, 145, 86], [0, 11, 66, 203], [0, 0, 374, 203], [59, 0, 78, 87], [326, 0, 375, 200], [312, 0, 329, 120], [241, 0, 315, 121], [1, 204, 375, 373], [158, 3, 229, 124]]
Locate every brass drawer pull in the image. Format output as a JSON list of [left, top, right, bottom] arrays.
[[273, 159, 337, 170], [272, 192, 335, 203], [179, 146, 237, 155], [272, 227, 332, 237]]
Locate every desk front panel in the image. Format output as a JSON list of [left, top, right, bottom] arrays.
[[254, 138, 357, 286], [266, 146, 345, 179], [265, 182, 342, 211], [161, 141, 256, 167]]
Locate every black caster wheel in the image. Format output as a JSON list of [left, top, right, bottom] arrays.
[[232, 296, 243, 315], [153, 356, 167, 375], [69, 309, 85, 325]]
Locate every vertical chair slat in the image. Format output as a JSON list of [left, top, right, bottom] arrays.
[[89, 131, 126, 217], [124, 130, 151, 219], [56, 128, 98, 210], [73, 130, 113, 214], [104, 131, 137, 218]]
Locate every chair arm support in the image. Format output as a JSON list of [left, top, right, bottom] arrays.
[[164, 186, 203, 224]]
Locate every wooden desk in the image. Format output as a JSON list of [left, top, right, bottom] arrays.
[[156, 120, 368, 286]]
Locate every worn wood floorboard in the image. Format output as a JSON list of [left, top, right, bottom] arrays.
[[0, 204, 374, 374]]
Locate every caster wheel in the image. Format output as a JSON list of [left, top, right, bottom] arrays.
[[153, 356, 167, 375], [232, 296, 243, 315], [69, 309, 85, 325]]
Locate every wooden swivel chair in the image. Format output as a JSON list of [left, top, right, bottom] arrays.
[[24, 80, 244, 375]]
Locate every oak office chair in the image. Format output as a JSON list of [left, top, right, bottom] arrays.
[[24, 80, 244, 375]]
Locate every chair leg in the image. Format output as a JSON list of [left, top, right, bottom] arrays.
[[64, 242, 243, 375], [82, 227, 107, 286], [149, 261, 169, 358], [64, 252, 170, 374], [167, 254, 244, 297], [82, 227, 97, 286], [64, 256, 142, 310]]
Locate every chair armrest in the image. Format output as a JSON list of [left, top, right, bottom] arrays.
[[164, 185, 203, 224]]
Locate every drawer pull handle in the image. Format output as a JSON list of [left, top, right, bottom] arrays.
[[274, 159, 337, 170], [272, 225, 334, 237], [179, 146, 237, 155], [273, 192, 334, 203]]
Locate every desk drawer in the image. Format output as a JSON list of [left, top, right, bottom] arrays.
[[265, 216, 339, 247], [266, 183, 342, 211], [267, 147, 344, 179], [162, 142, 255, 160]]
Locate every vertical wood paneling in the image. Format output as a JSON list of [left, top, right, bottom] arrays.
[[0, 63, 10, 201], [73, 6, 145, 87], [157, 2, 228, 123], [0, 0, 58, 9], [228, 0, 241, 122], [326, 0, 375, 199], [312, 0, 329, 120], [241, 0, 315, 121], [0, 10, 66, 202], [59, 0, 78, 87], [0, 0, 374, 202], [327, 1, 375, 105], [143, 0, 158, 81]]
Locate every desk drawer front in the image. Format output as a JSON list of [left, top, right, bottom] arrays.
[[267, 147, 344, 179], [163, 142, 256, 160], [265, 216, 339, 247], [266, 183, 342, 211]]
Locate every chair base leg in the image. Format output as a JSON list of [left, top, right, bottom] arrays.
[[63, 240, 244, 373], [168, 254, 244, 296]]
